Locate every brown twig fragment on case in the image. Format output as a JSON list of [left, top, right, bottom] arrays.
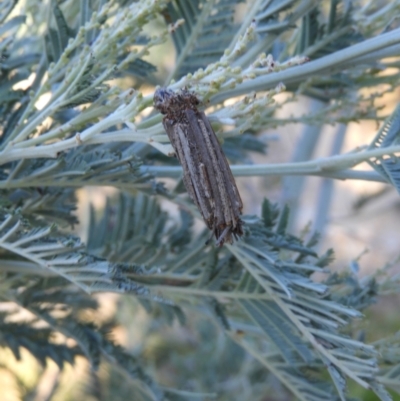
[[154, 88, 243, 246]]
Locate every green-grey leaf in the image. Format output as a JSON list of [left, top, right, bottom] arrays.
[[0, 15, 26, 36]]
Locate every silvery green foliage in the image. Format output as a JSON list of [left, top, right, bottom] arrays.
[[0, 0, 400, 400]]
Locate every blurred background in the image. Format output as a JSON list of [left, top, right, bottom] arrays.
[[1, 0, 400, 400]]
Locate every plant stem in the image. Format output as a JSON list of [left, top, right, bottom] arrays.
[[281, 98, 326, 232], [313, 123, 347, 237], [213, 27, 400, 102]]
